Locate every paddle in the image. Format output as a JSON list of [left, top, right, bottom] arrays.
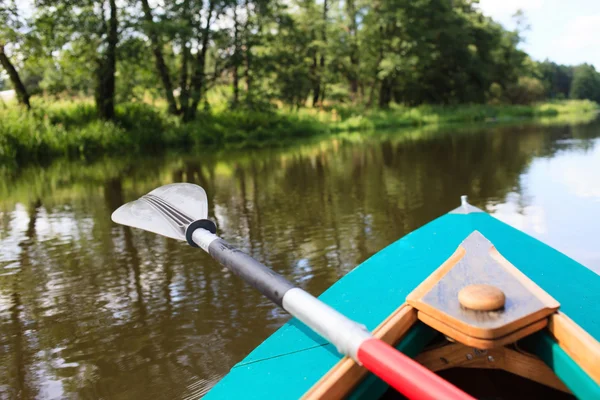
[[111, 183, 473, 400]]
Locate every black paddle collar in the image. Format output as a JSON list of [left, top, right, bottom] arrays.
[[186, 219, 218, 247]]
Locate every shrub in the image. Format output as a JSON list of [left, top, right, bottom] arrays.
[[505, 77, 546, 105]]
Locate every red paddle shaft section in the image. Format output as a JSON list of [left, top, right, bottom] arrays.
[[357, 338, 474, 400]]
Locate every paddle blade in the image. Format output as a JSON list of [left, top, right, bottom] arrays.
[[111, 183, 209, 241]]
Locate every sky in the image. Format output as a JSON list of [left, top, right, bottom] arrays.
[[478, 0, 600, 69]]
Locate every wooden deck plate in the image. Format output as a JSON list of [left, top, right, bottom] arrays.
[[407, 231, 559, 342], [418, 311, 548, 349]]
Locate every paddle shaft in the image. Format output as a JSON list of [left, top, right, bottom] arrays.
[[191, 228, 473, 400]]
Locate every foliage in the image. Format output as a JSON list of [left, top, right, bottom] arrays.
[[570, 64, 600, 103], [4, 0, 595, 114], [538, 61, 573, 99], [1, 98, 596, 166], [505, 77, 546, 105]]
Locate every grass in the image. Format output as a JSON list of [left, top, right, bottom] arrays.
[[322, 100, 599, 131], [0, 98, 597, 166]]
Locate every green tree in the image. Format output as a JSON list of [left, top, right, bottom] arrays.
[[343, 0, 360, 101], [569, 64, 600, 103], [34, 0, 119, 120], [139, 0, 224, 121], [261, 7, 313, 107], [1, 0, 594, 118], [347, 0, 529, 108], [538, 61, 573, 99]]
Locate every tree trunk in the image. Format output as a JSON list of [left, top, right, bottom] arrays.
[[311, 50, 320, 107], [179, 0, 192, 114], [379, 76, 392, 108], [179, 43, 191, 114], [311, 0, 327, 107], [366, 76, 377, 108], [0, 43, 31, 109], [232, 4, 240, 106], [185, 0, 214, 122], [96, 0, 118, 120], [244, 0, 252, 97], [346, 0, 359, 100], [140, 0, 178, 115], [367, 21, 384, 109], [319, 0, 327, 105]]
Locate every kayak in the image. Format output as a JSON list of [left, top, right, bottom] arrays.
[[205, 196, 600, 399]]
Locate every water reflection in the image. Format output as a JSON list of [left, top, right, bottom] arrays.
[[490, 122, 600, 272], [0, 117, 599, 398]]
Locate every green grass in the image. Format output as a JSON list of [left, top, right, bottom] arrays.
[[323, 100, 599, 131], [0, 98, 597, 166]]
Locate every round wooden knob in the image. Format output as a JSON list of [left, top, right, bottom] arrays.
[[458, 284, 505, 311]]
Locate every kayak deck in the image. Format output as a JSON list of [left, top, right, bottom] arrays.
[[205, 207, 600, 399]]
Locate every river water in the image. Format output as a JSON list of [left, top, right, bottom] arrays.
[[1, 116, 599, 398]]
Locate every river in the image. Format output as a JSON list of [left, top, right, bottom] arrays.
[[0, 116, 599, 398]]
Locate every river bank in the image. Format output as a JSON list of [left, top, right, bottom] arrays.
[[0, 98, 597, 166]]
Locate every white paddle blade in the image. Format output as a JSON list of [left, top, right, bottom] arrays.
[[111, 183, 209, 241]]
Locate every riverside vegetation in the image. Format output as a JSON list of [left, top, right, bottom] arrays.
[[2, 0, 600, 165], [0, 99, 598, 165]]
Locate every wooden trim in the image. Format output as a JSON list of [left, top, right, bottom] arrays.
[[302, 305, 417, 399], [414, 343, 570, 393], [417, 311, 548, 349], [414, 302, 554, 340], [549, 312, 600, 385], [406, 246, 465, 304], [489, 248, 560, 309]]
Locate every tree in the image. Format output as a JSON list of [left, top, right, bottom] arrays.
[[538, 61, 573, 99], [2, 0, 588, 118], [139, 0, 221, 121], [311, 0, 327, 106], [0, 44, 30, 108], [232, 1, 241, 106], [262, 8, 313, 107], [35, 0, 120, 120], [95, 0, 118, 120], [344, 0, 360, 101], [569, 64, 600, 103], [139, 0, 177, 114], [0, 0, 31, 108]]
